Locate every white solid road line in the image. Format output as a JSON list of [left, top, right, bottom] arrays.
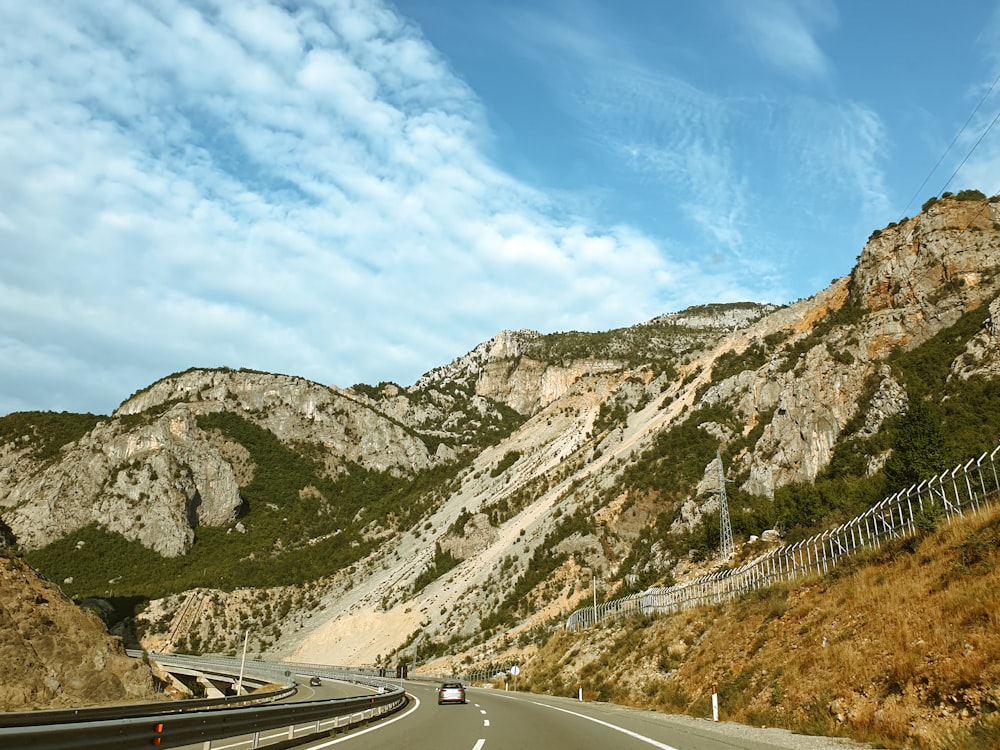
[[524, 699, 682, 750], [308, 694, 422, 748]]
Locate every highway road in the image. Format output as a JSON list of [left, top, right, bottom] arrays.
[[284, 681, 868, 750], [171, 675, 392, 750]]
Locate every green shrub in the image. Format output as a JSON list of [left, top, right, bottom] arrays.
[[0, 411, 104, 462], [711, 343, 767, 384], [954, 188, 987, 202], [491, 450, 522, 477], [411, 543, 460, 594], [884, 400, 946, 492]]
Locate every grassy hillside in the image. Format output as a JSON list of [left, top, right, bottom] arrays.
[[524, 503, 1000, 749]]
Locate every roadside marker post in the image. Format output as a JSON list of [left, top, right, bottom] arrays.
[[712, 683, 718, 722]]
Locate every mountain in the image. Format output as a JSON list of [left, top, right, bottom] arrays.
[[1, 191, 999, 740]]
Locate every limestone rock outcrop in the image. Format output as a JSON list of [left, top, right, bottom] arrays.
[[0, 555, 161, 710], [0, 406, 242, 556]]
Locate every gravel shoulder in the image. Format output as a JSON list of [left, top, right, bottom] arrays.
[[520, 691, 878, 750]]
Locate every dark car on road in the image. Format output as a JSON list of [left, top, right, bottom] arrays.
[[437, 681, 466, 704], [309, 676, 322, 687]]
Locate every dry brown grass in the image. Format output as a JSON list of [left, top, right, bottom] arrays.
[[520, 504, 1000, 749]]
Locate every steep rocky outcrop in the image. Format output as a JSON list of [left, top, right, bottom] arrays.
[[119, 369, 448, 475], [852, 199, 999, 313], [0, 406, 243, 556], [0, 554, 160, 710], [650, 301, 780, 330], [0, 369, 461, 556]]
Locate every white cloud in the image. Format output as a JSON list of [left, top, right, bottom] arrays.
[[778, 98, 891, 224], [727, 0, 837, 81], [3, 0, 713, 413], [219, 2, 304, 61]]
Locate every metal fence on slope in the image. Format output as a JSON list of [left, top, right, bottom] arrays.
[[565, 444, 1000, 630]]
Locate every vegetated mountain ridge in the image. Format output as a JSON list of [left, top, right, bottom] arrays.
[[0, 194, 999, 737]]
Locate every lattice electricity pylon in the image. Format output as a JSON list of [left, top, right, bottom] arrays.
[[717, 450, 734, 560]]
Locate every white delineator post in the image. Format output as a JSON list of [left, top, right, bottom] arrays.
[[712, 683, 719, 722]]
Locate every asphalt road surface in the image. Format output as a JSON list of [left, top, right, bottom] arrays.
[[173, 675, 386, 750], [290, 681, 873, 750]]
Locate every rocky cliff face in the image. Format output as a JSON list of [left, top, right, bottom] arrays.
[[1, 407, 243, 556], [852, 199, 999, 314], [118, 369, 451, 475], [0, 554, 160, 710], [0, 367, 467, 556], [1, 196, 999, 683]]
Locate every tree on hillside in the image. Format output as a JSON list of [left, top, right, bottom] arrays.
[[885, 399, 946, 491]]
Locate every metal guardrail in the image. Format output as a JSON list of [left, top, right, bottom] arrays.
[[0, 656, 407, 750], [567, 444, 1000, 630], [0, 684, 296, 728], [0, 654, 295, 730], [1, 691, 406, 749]]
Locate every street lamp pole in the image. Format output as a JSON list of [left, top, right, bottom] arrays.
[[235, 631, 249, 695]]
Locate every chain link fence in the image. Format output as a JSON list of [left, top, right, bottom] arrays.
[[566, 444, 1000, 630]]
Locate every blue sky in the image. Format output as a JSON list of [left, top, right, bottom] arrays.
[[2, 1, 1000, 416]]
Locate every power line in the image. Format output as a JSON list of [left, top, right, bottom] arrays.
[[939, 106, 1000, 198], [898, 68, 1000, 220]]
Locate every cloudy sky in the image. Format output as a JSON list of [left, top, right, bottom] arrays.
[[3, 1, 1000, 416]]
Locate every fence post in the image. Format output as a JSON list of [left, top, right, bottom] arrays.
[[990, 445, 1000, 496], [962, 459, 976, 513]]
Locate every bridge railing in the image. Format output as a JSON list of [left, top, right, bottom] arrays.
[[566, 444, 1000, 630]]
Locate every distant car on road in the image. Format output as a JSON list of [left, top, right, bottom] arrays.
[[437, 681, 466, 705], [309, 676, 322, 687]]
